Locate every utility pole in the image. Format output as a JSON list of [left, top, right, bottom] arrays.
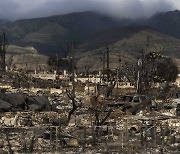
[[116, 68, 119, 94], [0, 32, 7, 72], [117, 54, 121, 94], [102, 52, 105, 83], [106, 47, 110, 83], [118, 54, 121, 72], [136, 58, 142, 94], [145, 35, 150, 54], [25, 62, 30, 90], [56, 54, 59, 74], [85, 65, 90, 95], [136, 35, 150, 94]]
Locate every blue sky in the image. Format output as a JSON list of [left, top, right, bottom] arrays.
[[0, 0, 179, 20]]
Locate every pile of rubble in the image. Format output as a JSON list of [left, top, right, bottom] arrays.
[[0, 89, 179, 153]]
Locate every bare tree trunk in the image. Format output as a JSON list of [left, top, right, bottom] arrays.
[[21, 132, 27, 152], [6, 133, 13, 154], [93, 108, 112, 139], [66, 89, 77, 121], [29, 135, 36, 153], [66, 42, 77, 122], [106, 81, 116, 97], [99, 109, 112, 126]]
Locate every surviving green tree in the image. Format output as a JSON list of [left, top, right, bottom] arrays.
[[138, 51, 178, 94]]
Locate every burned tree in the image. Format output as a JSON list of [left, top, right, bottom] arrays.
[[90, 95, 112, 142], [66, 42, 78, 122]]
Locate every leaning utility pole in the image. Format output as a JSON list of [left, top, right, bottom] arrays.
[[0, 32, 8, 72]]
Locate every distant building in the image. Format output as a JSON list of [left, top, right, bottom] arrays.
[[117, 82, 134, 89], [175, 74, 180, 87], [50, 88, 63, 94], [77, 76, 101, 84], [30, 70, 68, 81], [0, 83, 12, 89], [31, 73, 56, 80]]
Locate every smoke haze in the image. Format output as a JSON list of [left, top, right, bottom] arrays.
[[0, 0, 179, 20]]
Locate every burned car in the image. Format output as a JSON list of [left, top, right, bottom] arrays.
[[108, 95, 156, 114]]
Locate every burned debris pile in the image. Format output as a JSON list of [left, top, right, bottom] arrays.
[[0, 87, 179, 153]]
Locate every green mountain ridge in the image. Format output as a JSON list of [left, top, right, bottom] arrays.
[[76, 25, 180, 71], [0, 11, 131, 55], [0, 10, 180, 56], [0, 10, 180, 71], [147, 10, 180, 39]]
